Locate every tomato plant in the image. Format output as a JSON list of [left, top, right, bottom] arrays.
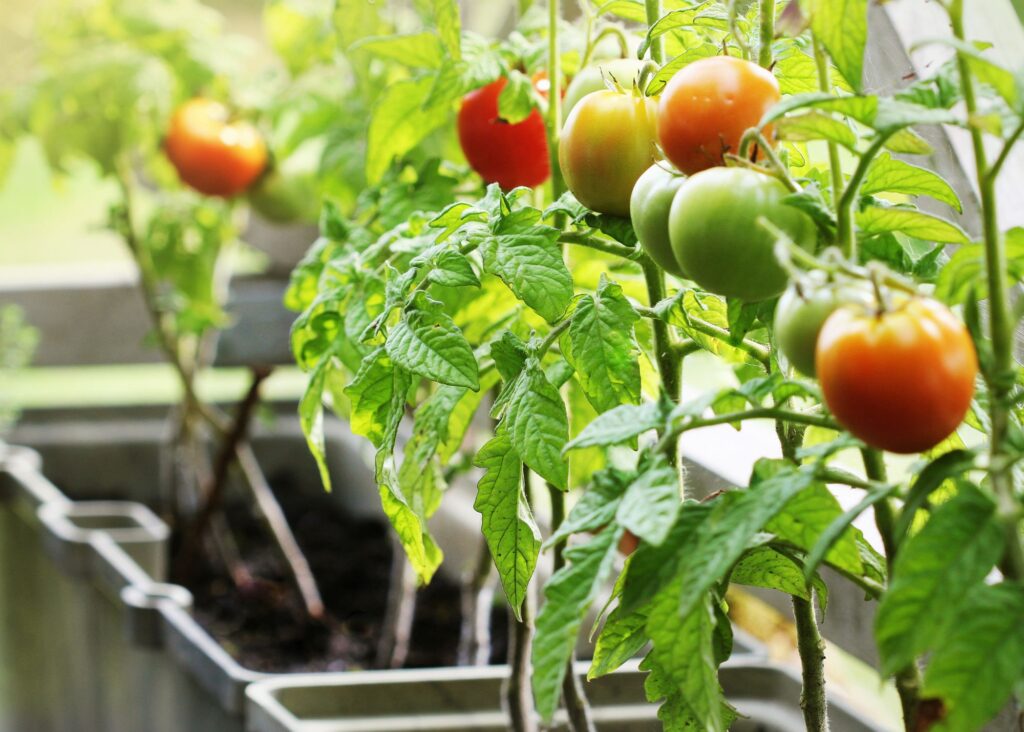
[[288, 1, 1024, 730], [562, 58, 647, 116]]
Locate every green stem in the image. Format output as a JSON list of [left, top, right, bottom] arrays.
[[813, 35, 844, 221], [727, 0, 752, 60], [792, 595, 829, 732], [547, 0, 565, 201], [737, 129, 801, 192], [560, 230, 641, 259], [645, 0, 664, 65], [986, 118, 1024, 185], [836, 132, 892, 261], [758, 0, 776, 69], [538, 317, 572, 357], [642, 257, 683, 467], [861, 448, 920, 732], [654, 407, 838, 456], [948, 0, 1024, 583]]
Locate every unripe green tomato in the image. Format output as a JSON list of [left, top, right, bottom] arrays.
[[630, 163, 687, 278], [248, 139, 323, 223], [563, 59, 647, 119], [774, 273, 874, 376], [668, 167, 816, 301], [559, 90, 659, 217]]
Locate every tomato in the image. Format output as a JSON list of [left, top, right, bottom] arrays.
[[773, 273, 873, 376], [559, 90, 659, 216], [816, 298, 978, 454], [630, 163, 687, 277], [457, 77, 550, 190], [165, 98, 268, 197], [563, 58, 647, 118], [248, 138, 323, 223], [669, 168, 815, 301], [657, 56, 780, 175], [619, 529, 639, 556]]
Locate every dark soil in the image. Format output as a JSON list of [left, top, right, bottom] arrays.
[[181, 475, 508, 673]]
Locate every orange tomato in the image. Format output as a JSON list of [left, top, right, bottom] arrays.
[[618, 529, 639, 556], [657, 56, 780, 175], [165, 98, 267, 197], [816, 298, 978, 454]]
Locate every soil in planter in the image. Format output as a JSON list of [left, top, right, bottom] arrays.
[[182, 476, 508, 673]]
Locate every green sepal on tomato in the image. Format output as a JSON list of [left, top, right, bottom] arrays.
[[458, 76, 550, 190], [773, 273, 873, 377], [563, 58, 647, 118], [630, 163, 687, 278], [559, 89, 659, 217], [669, 167, 816, 301]]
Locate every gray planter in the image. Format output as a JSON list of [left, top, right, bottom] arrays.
[[244, 659, 885, 732]]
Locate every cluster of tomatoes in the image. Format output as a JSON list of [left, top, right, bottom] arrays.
[[456, 56, 978, 456]]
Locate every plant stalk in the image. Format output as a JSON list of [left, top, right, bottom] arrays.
[[458, 538, 497, 666], [507, 587, 538, 732], [948, 0, 1024, 581], [645, 0, 664, 64], [792, 595, 830, 732], [642, 257, 683, 466], [758, 0, 776, 69], [813, 35, 845, 215], [547, 0, 565, 200], [836, 132, 892, 262], [861, 448, 920, 731]]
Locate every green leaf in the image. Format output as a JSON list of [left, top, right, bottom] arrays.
[[731, 546, 819, 602], [565, 275, 642, 414], [474, 430, 540, 618], [638, 2, 727, 58], [616, 456, 682, 546], [428, 250, 480, 287], [481, 210, 573, 323], [349, 32, 444, 68], [803, 0, 868, 91], [885, 128, 934, 155], [675, 461, 816, 619], [876, 485, 1004, 676], [935, 230, 1024, 306], [532, 529, 622, 720], [498, 70, 537, 125], [378, 462, 444, 584], [921, 582, 1024, 732], [299, 362, 332, 492], [643, 589, 733, 731], [489, 330, 530, 383], [893, 449, 977, 545], [564, 400, 664, 451], [590, 604, 649, 679], [803, 483, 899, 582], [861, 153, 962, 212], [647, 44, 720, 96], [546, 468, 631, 548], [345, 347, 413, 449], [767, 483, 864, 577], [856, 206, 969, 244], [386, 293, 479, 389], [366, 76, 449, 184], [774, 48, 852, 96], [664, 290, 763, 365], [430, 0, 461, 61], [775, 111, 858, 149], [505, 359, 569, 490]]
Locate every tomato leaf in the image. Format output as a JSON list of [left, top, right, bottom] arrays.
[[386, 293, 480, 389], [378, 457, 444, 584], [366, 76, 450, 184], [532, 528, 623, 720], [590, 604, 650, 679], [564, 400, 665, 451], [481, 210, 573, 323], [876, 484, 1005, 677], [935, 229, 1024, 305], [616, 455, 682, 546], [545, 468, 632, 549], [774, 49, 852, 96], [427, 249, 481, 287], [767, 482, 865, 577], [730, 546, 827, 606], [856, 205, 969, 244], [861, 152, 963, 212], [565, 275, 642, 414], [298, 361, 332, 492], [474, 429, 540, 619], [802, 483, 899, 582], [430, 0, 462, 62], [921, 582, 1024, 732], [647, 44, 720, 96], [498, 70, 538, 124], [344, 347, 413, 449], [504, 359, 569, 490], [775, 110, 858, 149], [801, 0, 868, 92]]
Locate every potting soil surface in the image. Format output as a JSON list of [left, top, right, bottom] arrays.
[[183, 476, 508, 673]]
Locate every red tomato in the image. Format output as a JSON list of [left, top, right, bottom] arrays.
[[816, 298, 978, 454], [457, 78, 551, 190], [165, 98, 267, 197], [657, 56, 780, 175]]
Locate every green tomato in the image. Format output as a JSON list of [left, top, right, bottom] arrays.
[[668, 167, 816, 301], [248, 139, 323, 223], [563, 59, 647, 119], [774, 273, 874, 376], [630, 163, 687, 278]]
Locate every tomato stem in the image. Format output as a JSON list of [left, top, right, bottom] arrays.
[[947, 0, 1024, 583], [835, 131, 892, 262], [546, 0, 565, 201], [736, 129, 800, 192], [758, 0, 775, 69], [792, 595, 829, 731], [644, 0, 664, 64], [812, 35, 845, 218], [727, 0, 752, 60]]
